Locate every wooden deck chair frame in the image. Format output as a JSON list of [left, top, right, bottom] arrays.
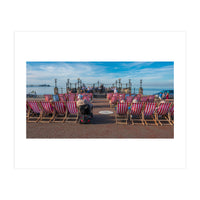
[[154, 103, 173, 126], [66, 101, 79, 123], [168, 104, 174, 125], [115, 103, 129, 125], [53, 101, 68, 123], [142, 103, 158, 126], [27, 101, 42, 123], [39, 101, 56, 123], [130, 103, 143, 125]]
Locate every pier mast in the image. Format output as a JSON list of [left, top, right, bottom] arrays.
[[54, 78, 58, 95], [139, 79, 143, 95]]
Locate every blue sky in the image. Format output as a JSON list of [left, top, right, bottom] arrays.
[[26, 62, 174, 89]]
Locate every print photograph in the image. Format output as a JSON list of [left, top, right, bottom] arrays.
[[26, 61, 174, 138]]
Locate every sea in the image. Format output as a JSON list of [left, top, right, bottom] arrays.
[[26, 86, 173, 96]]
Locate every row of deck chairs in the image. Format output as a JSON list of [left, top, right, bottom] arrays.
[[26, 101, 79, 123], [109, 94, 155, 107], [44, 93, 93, 102], [115, 102, 174, 126]]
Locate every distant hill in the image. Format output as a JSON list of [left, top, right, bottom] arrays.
[[27, 84, 51, 87]]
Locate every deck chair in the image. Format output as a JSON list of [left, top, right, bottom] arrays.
[[27, 101, 42, 122], [126, 96, 134, 105], [140, 96, 148, 102], [53, 101, 68, 122], [115, 103, 129, 124], [148, 95, 155, 102], [66, 101, 79, 122], [142, 102, 158, 126], [58, 94, 67, 102], [107, 93, 113, 100], [68, 95, 75, 102], [130, 103, 143, 125], [134, 95, 141, 102], [110, 96, 117, 108], [40, 101, 55, 123], [155, 103, 172, 126], [168, 104, 174, 124]]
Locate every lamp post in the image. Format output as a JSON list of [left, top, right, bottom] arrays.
[[129, 79, 132, 93], [77, 78, 80, 89], [54, 78, 58, 95], [118, 78, 121, 90], [139, 79, 143, 95]]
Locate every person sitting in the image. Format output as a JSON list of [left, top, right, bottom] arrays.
[[159, 92, 162, 100], [77, 94, 93, 116], [166, 93, 169, 99], [120, 99, 125, 103], [132, 99, 138, 103]]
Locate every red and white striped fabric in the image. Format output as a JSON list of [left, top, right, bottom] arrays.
[[130, 103, 143, 115], [126, 96, 134, 104], [68, 96, 75, 101], [170, 105, 174, 116], [117, 103, 128, 114], [107, 93, 113, 100], [143, 103, 157, 117], [148, 95, 155, 102], [134, 96, 141, 101], [66, 101, 78, 114], [140, 96, 148, 102], [44, 95, 52, 102], [110, 96, 117, 104], [40, 101, 54, 113], [54, 102, 66, 114], [58, 94, 66, 102], [28, 101, 41, 113], [157, 103, 170, 115]]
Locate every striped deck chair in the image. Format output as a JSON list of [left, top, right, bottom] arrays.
[[40, 101, 55, 123], [58, 94, 67, 102], [148, 95, 155, 102], [44, 94, 52, 102], [27, 101, 42, 122], [115, 103, 129, 124], [53, 101, 68, 122], [68, 95, 75, 102], [155, 103, 172, 126], [134, 95, 141, 102], [126, 96, 134, 105], [130, 103, 143, 125], [107, 93, 113, 100], [142, 102, 158, 126], [66, 101, 79, 122], [168, 104, 174, 124], [140, 96, 148, 102], [110, 96, 117, 108]]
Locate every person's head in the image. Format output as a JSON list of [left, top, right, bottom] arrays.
[[120, 100, 125, 103], [78, 94, 83, 100], [132, 99, 138, 103]]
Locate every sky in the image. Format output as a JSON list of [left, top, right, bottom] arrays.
[[26, 61, 174, 89]]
